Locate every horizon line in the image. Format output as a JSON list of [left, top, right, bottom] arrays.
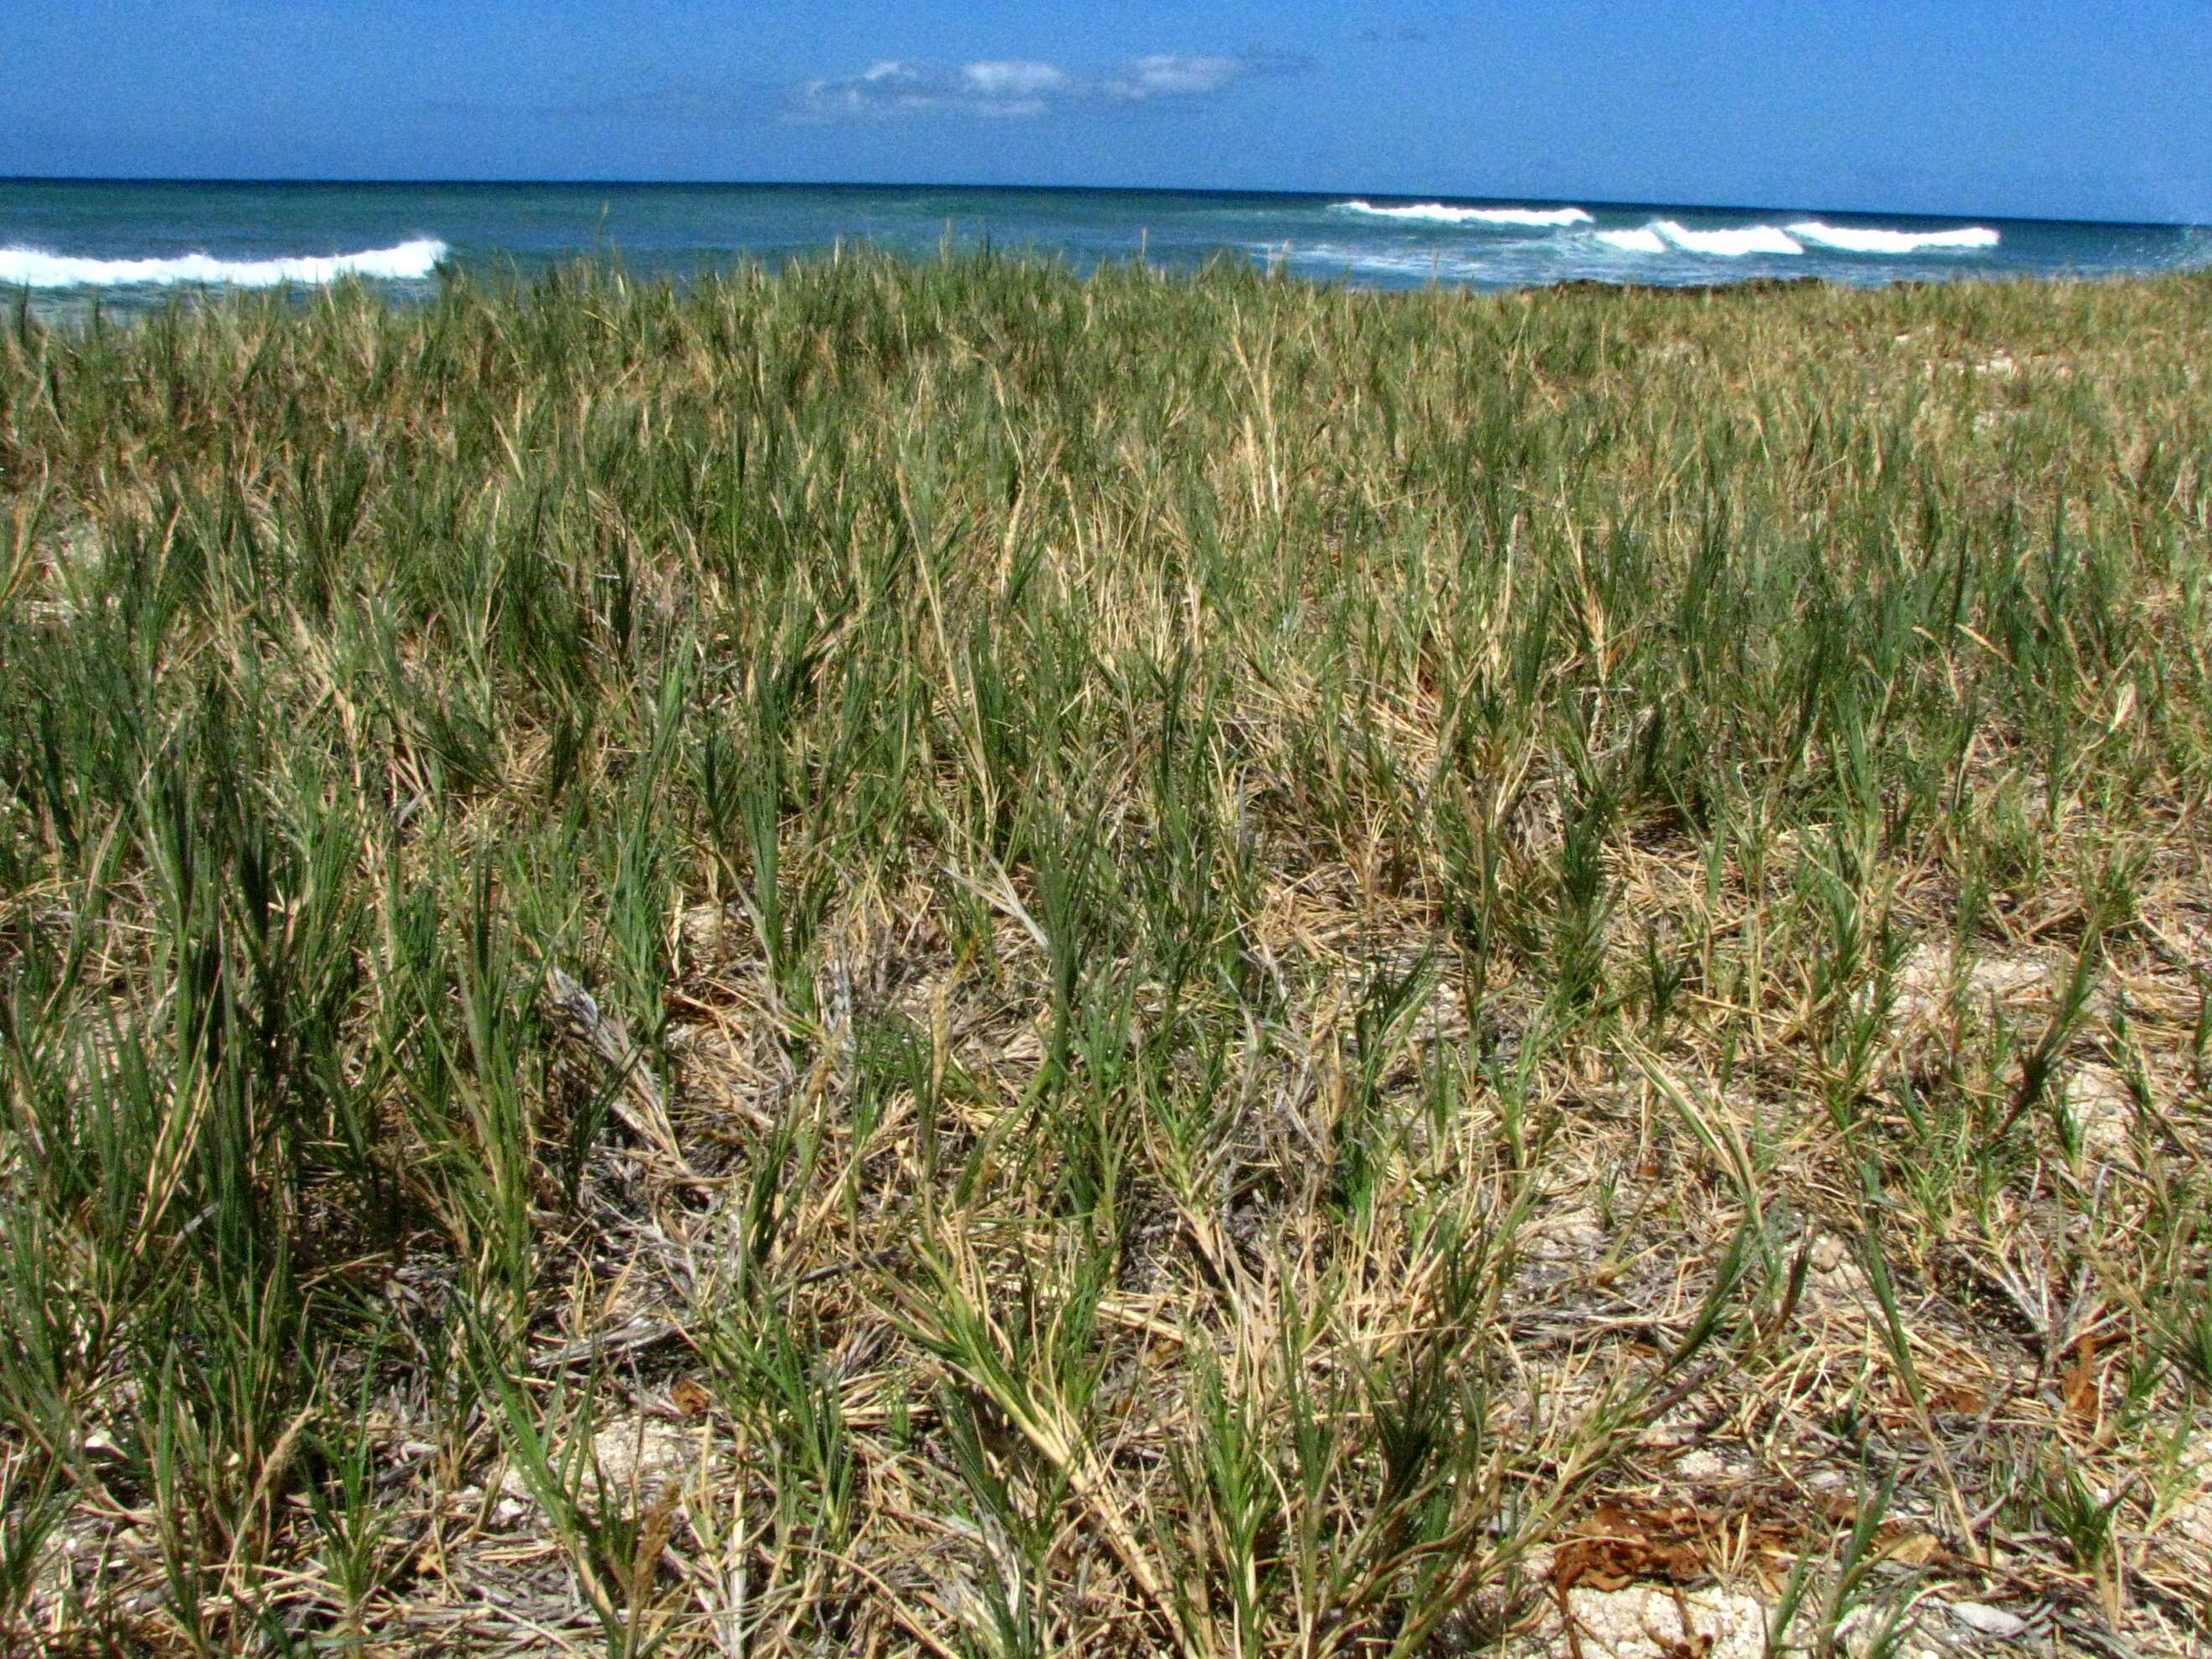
[[1, 173, 2199, 232]]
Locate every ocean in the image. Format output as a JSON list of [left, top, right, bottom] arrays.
[[3, 179, 2205, 321]]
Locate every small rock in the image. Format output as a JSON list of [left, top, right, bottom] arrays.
[[679, 902, 737, 960], [2063, 1066, 2137, 1160], [1530, 1204, 1607, 1258], [1801, 1232, 1872, 1311], [1556, 1586, 1767, 1659], [1893, 945, 2049, 1031], [1676, 1448, 1726, 1481], [494, 1414, 695, 1507], [591, 1414, 695, 1495], [2170, 1465, 2212, 1551], [1951, 1601, 2030, 1639]]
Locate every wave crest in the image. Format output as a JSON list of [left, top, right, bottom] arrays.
[[1650, 220, 1804, 256], [1594, 221, 1803, 257], [1336, 200, 1594, 228], [0, 239, 449, 290], [1786, 220, 1999, 254]]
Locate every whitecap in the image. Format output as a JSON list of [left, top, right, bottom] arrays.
[[1786, 220, 1999, 254], [1650, 220, 1804, 256], [1595, 226, 1668, 254], [0, 239, 449, 289], [1335, 200, 1594, 228]]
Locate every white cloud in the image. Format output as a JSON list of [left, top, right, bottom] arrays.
[[797, 65, 923, 119], [962, 60, 1068, 100], [789, 50, 1305, 121], [795, 58, 1067, 119], [1104, 54, 1245, 101]]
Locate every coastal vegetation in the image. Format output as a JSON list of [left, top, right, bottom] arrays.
[[1, 254, 2209, 1654]]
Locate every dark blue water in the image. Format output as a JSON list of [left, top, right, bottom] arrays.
[[3, 179, 2205, 320]]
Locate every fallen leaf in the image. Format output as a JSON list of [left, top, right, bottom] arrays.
[[1930, 1382, 1988, 1415], [1876, 1527, 1941, 1566], [2065, 1335, 2099, 1428], [1553, 1502, 1708, 1591], [670, 1377, 714, 1418]]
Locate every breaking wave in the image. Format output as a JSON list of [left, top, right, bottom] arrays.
[[1591, 219, 2002, 261], [1786, 220, 2000, 253], [0, 239, 449, 289], [1594, 221, 1804, 257], [1646, 220, 1805, 256], [1335, 200, 1594, 228]]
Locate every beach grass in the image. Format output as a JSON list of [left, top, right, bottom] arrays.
[[1, 252, 2209, 1654]]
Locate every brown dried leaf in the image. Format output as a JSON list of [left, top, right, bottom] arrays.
[[670, 1377, 714, 1419], [1553, 1502, 1710, 1591], [2065, 1335, 2101, 1429]]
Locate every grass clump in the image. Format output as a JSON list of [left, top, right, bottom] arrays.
[[1, 254, 2209, 1653]]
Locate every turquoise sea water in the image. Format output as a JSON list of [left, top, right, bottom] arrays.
[[3, 179, 2206, 321]]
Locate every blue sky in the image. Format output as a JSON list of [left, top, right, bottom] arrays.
[[6, 1, 2208, 223]]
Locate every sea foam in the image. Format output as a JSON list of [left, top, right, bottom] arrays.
[[0, 239, 448, 289], [1594, 222, 1804, 257], [1336, 200, 1594, 228], [1786, 220, 1999, 254], [1649, 221, 1804, 256]]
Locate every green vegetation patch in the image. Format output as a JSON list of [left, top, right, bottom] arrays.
[[1, 256, 2209, 1654]]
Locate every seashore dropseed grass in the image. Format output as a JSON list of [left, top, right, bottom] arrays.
[[0, 253, 2209, 1653]]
